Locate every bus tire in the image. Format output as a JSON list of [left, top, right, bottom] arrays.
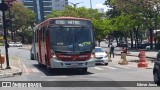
[[80, 68, 87, 73], [47, 67, 53, 73]]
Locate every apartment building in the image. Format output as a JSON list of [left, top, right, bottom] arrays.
[[20, 0, 68, 23]]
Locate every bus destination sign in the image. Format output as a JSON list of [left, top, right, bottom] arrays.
[[51, 20, 91, 26]]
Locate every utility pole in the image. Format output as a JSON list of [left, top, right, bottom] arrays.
[[0, 0, 10, 69]]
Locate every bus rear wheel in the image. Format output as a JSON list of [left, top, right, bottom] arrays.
[[37, 54, 43, 67]]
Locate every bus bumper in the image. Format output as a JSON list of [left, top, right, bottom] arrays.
[[50, 58, 95, 68]]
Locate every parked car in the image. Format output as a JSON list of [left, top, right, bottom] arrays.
[[30, 45, 35, 60], [8, 42, 15, 47], [146, 45, 155, 50], [14, 42, 22, 47], [93, 47, 108, 65], [153, 50, 160, 86]]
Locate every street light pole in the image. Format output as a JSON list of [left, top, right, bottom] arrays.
[[1, 0, 10, 69], [69, 2, 83, 9], [90, 0, 92, 9]]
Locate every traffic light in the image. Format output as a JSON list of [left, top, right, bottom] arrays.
[[0, 3, 8, 11]]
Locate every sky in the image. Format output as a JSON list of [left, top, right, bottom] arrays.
[[68, 0, 110, 11]]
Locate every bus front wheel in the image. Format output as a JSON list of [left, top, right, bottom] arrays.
[[80, 68, 87, 73]]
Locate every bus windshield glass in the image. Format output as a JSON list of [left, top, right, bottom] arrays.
[[50, 26, 94, 52]]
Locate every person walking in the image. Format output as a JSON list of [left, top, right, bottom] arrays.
[[109, 43, 114, 58]]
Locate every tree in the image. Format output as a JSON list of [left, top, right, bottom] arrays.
[[8, 2, 36, 43], [47, 5, 109, 45], [104, 0, 160, 49]]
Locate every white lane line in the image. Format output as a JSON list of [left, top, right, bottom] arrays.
[[93, 67, 104, 70], [23, 64, 29, 74], [31, 68, 40, 73], [104, 66, 117, 69], [114, 65, 130, 69], [148, 65, 154, 68]]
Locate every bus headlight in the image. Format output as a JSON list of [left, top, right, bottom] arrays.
[[91, 54, 95, 58], [52, 55, 58, 60]]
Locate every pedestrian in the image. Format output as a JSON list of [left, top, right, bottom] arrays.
[[109, 43, 114, 58]]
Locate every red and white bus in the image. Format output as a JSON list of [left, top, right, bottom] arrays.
[[33, 17, 95, 73]]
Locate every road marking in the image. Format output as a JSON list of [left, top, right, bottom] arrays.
[[22, 64, 29, 74], [104, 66, 117, 69], [127, 64, 137, 68], [148, 65, 154, 68], [31, 68, 40, 72], [114, 65, 130, 69], [93, 67, 104, 70]]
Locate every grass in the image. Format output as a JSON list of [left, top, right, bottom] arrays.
[[0, 43, 4, 46]]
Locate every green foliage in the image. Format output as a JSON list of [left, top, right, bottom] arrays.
[[11, 2, 36, 30], [47, 5, 107, 41], [7, 2, 36, 43], [47, 5, 103, 20]]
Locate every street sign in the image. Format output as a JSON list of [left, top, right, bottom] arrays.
[[0, 3, 8, 11]]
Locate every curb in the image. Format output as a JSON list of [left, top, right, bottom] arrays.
[[18, 48, 30, 50], [115, 53, 156, 62], [0, 58, 23, 79], [115, 53, 156, 59]]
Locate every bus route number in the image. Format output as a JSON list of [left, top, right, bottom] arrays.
[[55, 20, 80, 25], [55, 20, 65, 24]]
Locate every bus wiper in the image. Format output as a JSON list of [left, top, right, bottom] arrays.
[[79, 50, 92, 53]]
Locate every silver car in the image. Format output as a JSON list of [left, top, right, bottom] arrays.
[[93, 47, 108, 65], [15, 42, 22, 47], [8, 42, 15, 47]]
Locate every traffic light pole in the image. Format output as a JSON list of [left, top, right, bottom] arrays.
[[2, 0, 10, 69], [8, 6, 13, 41]]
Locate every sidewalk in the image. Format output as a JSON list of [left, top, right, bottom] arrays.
[[108, 54, 154, 69], [100, 42, 157, 60], [113, 48, 157, 60], [0, 56, 22, 78]]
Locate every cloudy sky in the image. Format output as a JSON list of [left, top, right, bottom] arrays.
[[68, 0, 110, 11]]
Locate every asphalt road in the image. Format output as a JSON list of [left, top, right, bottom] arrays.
[[0, 45, 159, 90]]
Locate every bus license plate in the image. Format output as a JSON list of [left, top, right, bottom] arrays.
[[71, 63, 79, 66]]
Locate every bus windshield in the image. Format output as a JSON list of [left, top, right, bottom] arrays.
[[50, 26, 94, 52]]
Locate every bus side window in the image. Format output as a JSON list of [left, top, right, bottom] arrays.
[[43, 27, 47, 42]]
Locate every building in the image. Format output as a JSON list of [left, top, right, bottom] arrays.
[[20, 0, 68, 23], [97, 8, 104, 13]]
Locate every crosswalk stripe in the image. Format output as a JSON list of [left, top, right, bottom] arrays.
[[104, 66, 117, 69], [32, 68, 40, 72], [23, 64, 29, 74], [148, 65, 154, 68], [93, 67, 104, 70], [114, 65, 130, 69]]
